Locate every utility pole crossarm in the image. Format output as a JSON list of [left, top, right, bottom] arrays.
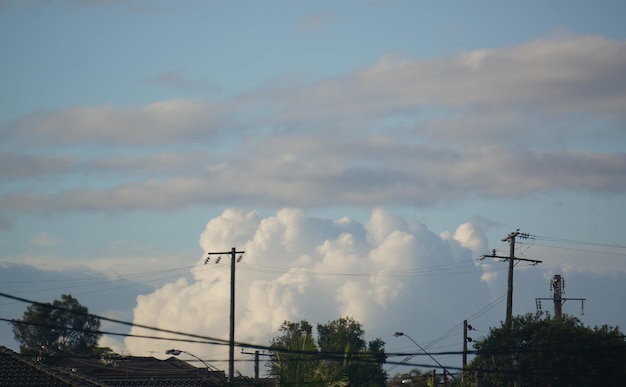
[[205, 250, 245, 263], [479, 230, 542, 328], [480, 252, 542, 265]]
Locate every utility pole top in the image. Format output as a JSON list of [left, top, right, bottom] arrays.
[[502, 229, 530, 242], [481, 230, 541, 328], [536, 274, 586, 318]]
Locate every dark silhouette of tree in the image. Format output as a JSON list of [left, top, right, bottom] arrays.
[[268, 316, 387, 386], [315, 316, 387, 386], [269, 320, 319, 386], [11, 294, 101, 356], [469, 312, 626, 387]]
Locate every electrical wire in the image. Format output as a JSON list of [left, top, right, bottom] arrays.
[[237, 259, 505, 279], [386, 293, 507, 373], [0, 264, 198, 284], [0, 291, 230, 345], [518, 241, 626, 257], [0, 263, 218, 307], [2, 256, 500, 302], [0, 317, 225, 346], [519, 233, 626, 257], [528, 234, 626, 249]]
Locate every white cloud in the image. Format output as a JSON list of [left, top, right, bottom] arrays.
[[0, 34, 624, 216], [123, 208, 491, 374], [31, 231, 62, 247], [4, 35, 625, 150], [298, 12, 334, 32], [452, 223, 488, 257], [144, 70, 221, 94], [3, 100, 233, 147]]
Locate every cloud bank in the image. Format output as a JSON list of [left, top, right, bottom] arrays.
[[1, 34, 625, 217], [122, 208, 491, 372]]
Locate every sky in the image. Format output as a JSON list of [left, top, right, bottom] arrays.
[[1, 0, 625, 378]]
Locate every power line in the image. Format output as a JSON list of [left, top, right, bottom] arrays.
[[5, 312, 624, 381], [5, 314, 623, 366], [238, 259, 506, 279], [0, 263, 198, 284], [0, 317, 225, 346], [0, 292, 230, 345], [2, 258, 502, 306], [528, 234, 626, 250], [386, 294, 507, 374], [518, 240, 626, 257]]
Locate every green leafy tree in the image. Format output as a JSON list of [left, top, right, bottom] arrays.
[[11, 294, 102, 356], [469, 312, 626, 386], [269, 320, 319, 386], [268, 317, 387, 386], [317, 316, 387, 387]]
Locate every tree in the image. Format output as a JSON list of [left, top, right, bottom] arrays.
[[469, 312, 626, 386], [11, 294, 102, 356], [269, 320, 319, 386], [268, 317, 388, 386], [316, 316, 387, 387]]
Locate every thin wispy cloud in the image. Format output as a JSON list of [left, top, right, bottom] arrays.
[[298, 12, 334, 32], [1, 35, 624, 214], [144, 71, 221, 94]]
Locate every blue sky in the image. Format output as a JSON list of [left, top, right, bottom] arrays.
[[1, 0, 625, 377]]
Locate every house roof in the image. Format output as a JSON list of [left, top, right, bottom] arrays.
[[0, 345, 108, 387], [42, 355, 227, 386], [1, 346, 227, 387]]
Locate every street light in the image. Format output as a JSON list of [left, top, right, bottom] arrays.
[[392, 332, 457, 382], [165, 349, 222, 373]]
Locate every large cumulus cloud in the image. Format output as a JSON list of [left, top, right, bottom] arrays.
[[123, 208, 490, 373]]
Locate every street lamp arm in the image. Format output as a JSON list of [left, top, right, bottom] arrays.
[[392, 332, 457, 382]]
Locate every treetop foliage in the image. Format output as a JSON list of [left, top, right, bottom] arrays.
[[468, 312, 626, 387], [11, 294, 102, 356], [269, 316, 387, 386]]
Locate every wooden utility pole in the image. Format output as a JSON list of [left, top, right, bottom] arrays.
[[241, 350, 260, 381], [462, 320, 468, 378], [480, 230, 542, 328], [205, 247, 244, 384], [504, 231, 517, 326], [462, 320, 473, 381], [241, 349, 270, 382]]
